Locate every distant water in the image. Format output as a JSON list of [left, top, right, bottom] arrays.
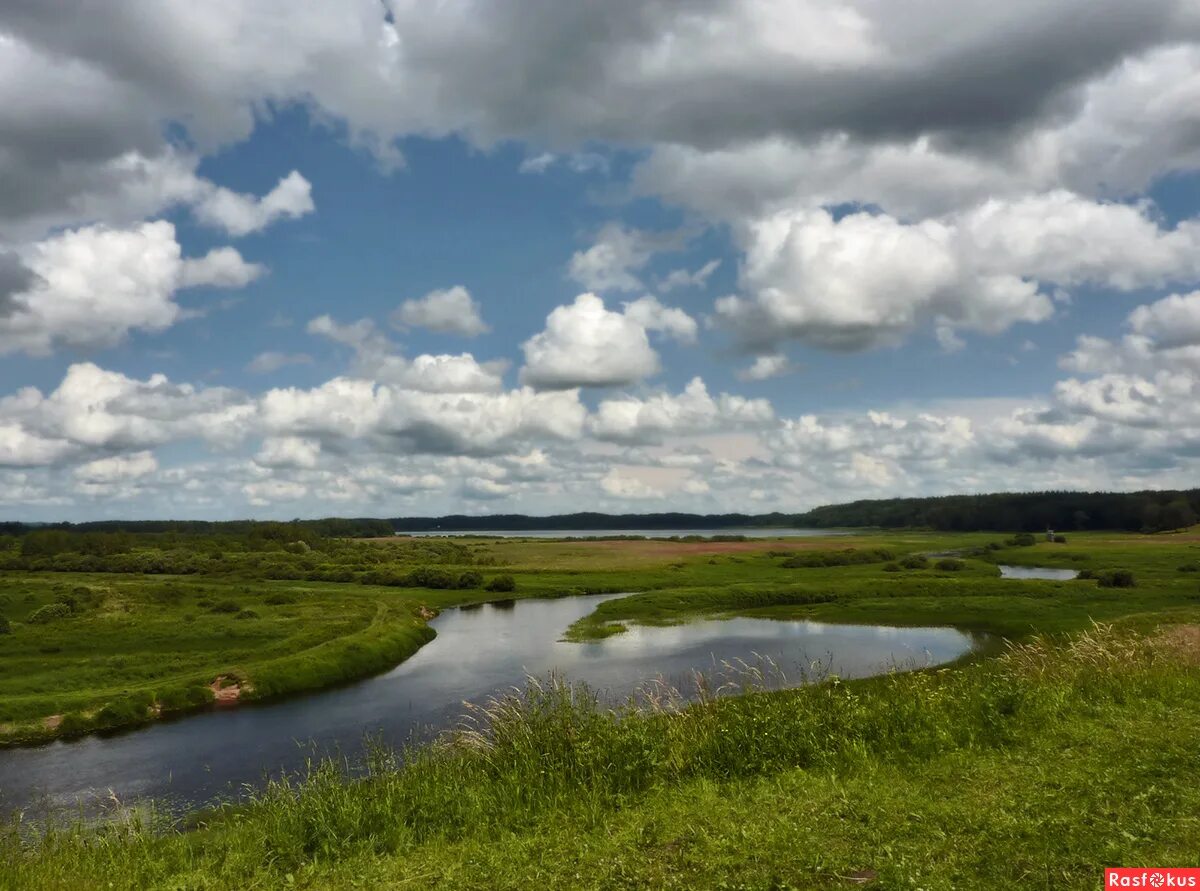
[[998, 565, 1079, 581], [0, 593, 973, 818], [401, 527, 847, 539]]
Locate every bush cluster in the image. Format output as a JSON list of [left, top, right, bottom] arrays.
[[27, 602, 72, 624], [781, 548, 896, 568]]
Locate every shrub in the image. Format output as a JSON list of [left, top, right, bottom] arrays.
[[156, 685, 214, 711], [209, 599, 241, 614], [53, 592, 78, 613], [265, 592, 297, 605], [0, 614, 10, 634], [882, 562, 901, 573], [1178, 563, 1200, 573], [935, 558, 966, 571], [27, 602, 72, 624], [986, 542, 1003, 551], [1006, 532, 1037, 547], [1076, 569, 1096, 580], [457, 570, 484, 589], [236, 608, 260, 620], [1097, 569, 1136, 588], [405, 567, 457, 590], [1051, 534, 1068, 543], [486, 574, 517, 593], [782, 548, 896, 568], [95, 694, 154, 728], [899, 554, 929, 570], [58, 713, 91, 737]]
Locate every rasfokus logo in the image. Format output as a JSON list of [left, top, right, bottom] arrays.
[[1106, 869, 1200, 888]]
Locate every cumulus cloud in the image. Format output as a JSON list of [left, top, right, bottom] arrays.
[[192, 170, 314, 236], [621, 295, 699, 344], [716, 193, 1200, 352], [0, 222, 262, 355], [589, 377, 774, 444], [567, 225, 661, 293], [736, 353, 796, 381], [520, 293, 662, 389], [392, 286, 489, 337], [308, 313, 507, 392]]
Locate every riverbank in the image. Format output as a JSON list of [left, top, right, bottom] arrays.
[[5, 623, 1198, 889], [4, 529, 1200, 745]]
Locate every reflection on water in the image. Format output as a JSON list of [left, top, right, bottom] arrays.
[[998, 564, 1079, 580], [0, 594, 976, 817]]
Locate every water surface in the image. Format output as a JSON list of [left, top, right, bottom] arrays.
[[0, 594, 975, 817], [998, 565, 1079, 580], [403, 527, 846, 539]]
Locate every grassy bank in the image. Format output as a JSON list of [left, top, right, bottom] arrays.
[[0, 576, 434, 745], [4, 624, 1198, 889], [4, 528, 1200, 742]]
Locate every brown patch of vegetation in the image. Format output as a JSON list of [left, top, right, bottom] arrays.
[[209, 676, 243, 704], [41, 714, 62, 730], [1156, 624, 1200, 665]]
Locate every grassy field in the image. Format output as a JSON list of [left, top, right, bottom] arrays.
[[4, 623, 1198, 889], [4, 527, 1200, 887], [3, 529, 1200, 744]]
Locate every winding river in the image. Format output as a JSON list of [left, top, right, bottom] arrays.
[[0, 594, 979, 817]]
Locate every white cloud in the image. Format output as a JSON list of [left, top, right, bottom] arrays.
[[255, 436, 321, 469], [658, 259, 721, 292], [589, 377, 774, 444], [736, 353, 795, 381], [0, 221, 262, 356], [393, 286, 489, 337], [247, 351, 314, 374], [74, 451, 158, 483], [716, 192, 1200, 352], [621, 295, 698, 344], [568, 225, 677, 293], [192, 170, 314, 237], [520, 293, 661, 389], [600, 469, 663, 500]]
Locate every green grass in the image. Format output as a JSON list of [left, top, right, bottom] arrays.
[[0, 576, 433, 744], [4, 529, 1200, 742], [4, 624, 1198, 889]]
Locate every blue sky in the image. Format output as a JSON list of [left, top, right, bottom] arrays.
[[2, 2, 1200, 520]]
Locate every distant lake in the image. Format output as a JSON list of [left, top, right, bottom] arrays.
[[0, 592, 974, 819], [999, 565, 1080, 581], [401, 527, 848, 539]]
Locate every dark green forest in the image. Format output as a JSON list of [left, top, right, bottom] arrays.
[[791, 488, 1200, 532]]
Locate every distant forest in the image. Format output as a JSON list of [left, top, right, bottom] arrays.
[[1, 489, 1197, 539], [791, 489, 1200, 533]]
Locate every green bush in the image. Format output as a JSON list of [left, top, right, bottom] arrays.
[[156, 684, 215, 711], [899, 554, 929, 570], [486, 574, 517, 593], [1006, 533, 1037, 547], [53, 592, 78, 613], [782, 548, 896, 568], [1097, 569, 1137, 589], [0, 614, 10, 634], [236, 608, 260, 620], [95, 693, 154, 729], [935, 558, 966, 571], [265, 592, 298, 605], [209, 599, 241, 613], [882, 562, 901, 573], [1178, 563, 1200, 573], [457, 570, 484, 589], [27, 602, 72, 624], [58, 712, 92, 737]]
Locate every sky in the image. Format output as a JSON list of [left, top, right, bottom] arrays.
[[2, 1, 1200, 521]]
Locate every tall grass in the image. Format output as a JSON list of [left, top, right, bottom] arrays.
[[4, 623, 1195, 889]]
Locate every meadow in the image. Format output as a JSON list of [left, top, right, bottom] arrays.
[[2, 525, 1200, 887]]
